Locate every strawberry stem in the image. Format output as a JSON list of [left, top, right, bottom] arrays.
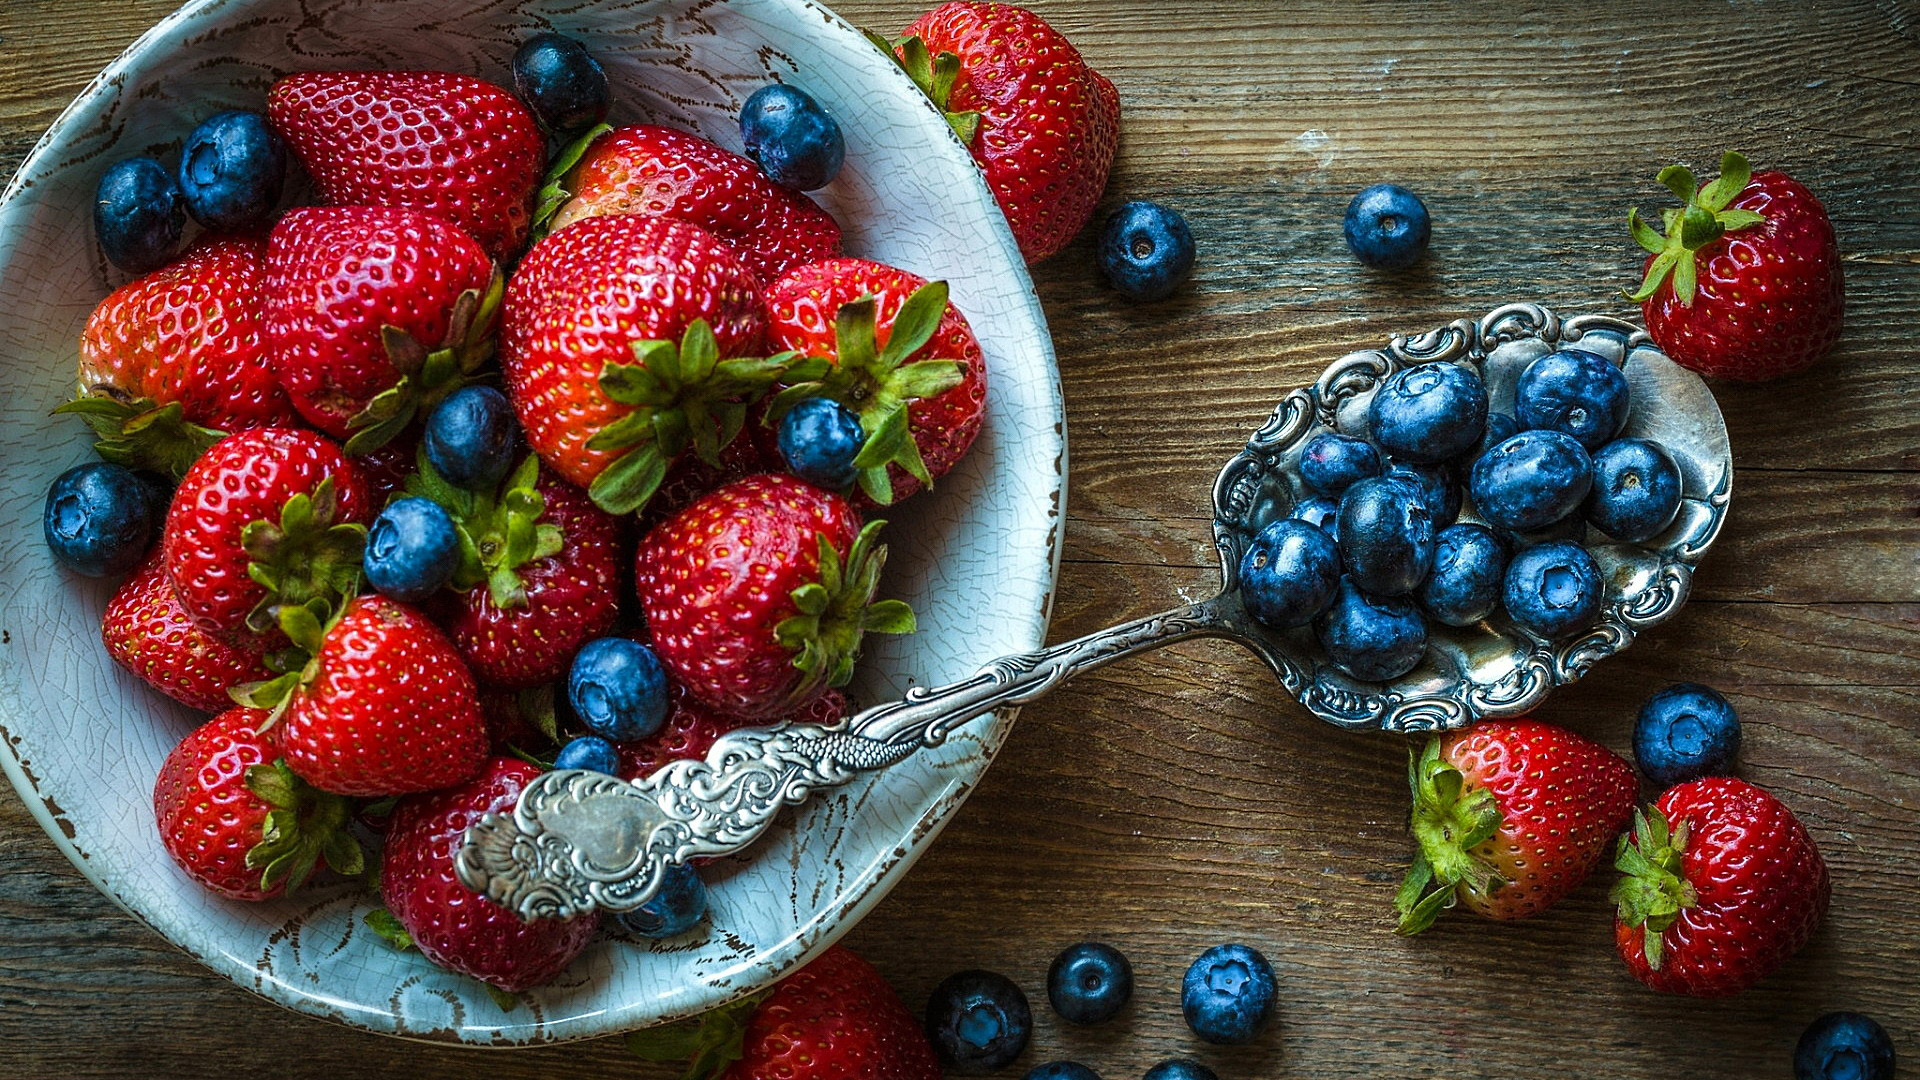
[[773, 520, 916, 703], [238, 476, 368, 637], [344, 269, 505, 455], [864, 30, 983, 145], [1608, 806, 1699, 971], [1393, 737, 1506, 935], [626, 990, 769, 1080], [406, 450, 563, 609], [243, 757, 365, 894], [1624, 151, 1768, 307], [54, 394, 225, 479]]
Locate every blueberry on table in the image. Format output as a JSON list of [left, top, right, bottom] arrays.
[[1502, 540, 1602, 639], [1144, 1061, 1220, 1080], [1585, 437, 1682, 541], [1336, 476, 1434, 597], [425, 386, 519, 490], [1634, 683, 1741, 787], [1289, 494, 1340, 537], [778, 397, 864, 490], [1181, 943, 1276, 1045], [1098, 200, 1196, 302], [1343, 183, 1430, 270], [1515, 348, 1630, 450], [178, 110, 287, 233], [363, 497, 461, 603], [614, 862, 707, 939], [925, 969, 1032, 1074], [567, 637, 670, 741], [1795, 1011, 1896, 1080], [1383, 459, 1461, 527], [94, 156, 185, 274], [1298, 432, 1381, 496], [1025, 1063, 1101, 1080], [1047, 941, 1133, 1025], [1314, 577, 1428, 682], [1238, 519, 1341, 630], [1369, 363, 1488, 463], [553, 734, 621, 776], [740, 83, 846, 191], [42, 462, 162, 577], [1469, 429, 1593, 531], [512, 33, 611, 134], [1418, 523, 1508, 627]]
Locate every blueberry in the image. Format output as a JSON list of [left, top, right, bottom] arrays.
[[512, 33, 611, 134], [1343, 183, 1430, 270], [1298, 432, 1381, 496], [1515, 348, 1629, 450], [177, 110, 287, 233], [615, 862, 707, 939], [42, 462, 162, 577], [1025, 1064, 1101, 1080], [740, 83, 846, 191], [1585, 437, 1683, 542], [1336, 477, 1433, 597], [1383, 459, 1461, 527], [1238, 520, 1341, 630], [1315, 578, 1427, 681], [1180, 943, 1276, 1046], [1469, 430, 1593, 531], [94, 156, 185, 274], [1144, 1061, 1220, 1080], [1047, 941, 1132, 1026], [1795, 1011, 1896, 1080], [1418, 523, 1508, 627], [1098, 200, 1196, 303], [777, 397, 864, 490], [424, 386, 519, 490], [1634, 683, 1741, 788], [1369, 363, 1488, 463], [925, 970, 1032, 1074], [1289, 494, 1340, 538], [1503, 540, 1603, 640], [567, 637, 670, 741], [553, 734, 621, 775], [1466, 411, 1520, 463], [362, 498, 460, 603]]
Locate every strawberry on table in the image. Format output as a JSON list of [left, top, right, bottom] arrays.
[[617, 686, 846, 780], [103, 555, 275, 713]]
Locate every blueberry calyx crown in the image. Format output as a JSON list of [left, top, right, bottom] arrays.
[[242, 756, 365, 895], [627, 988, 771, 1080], [1394, 737, 1505, 935], [55, 394, 226, 480], [1609, 806, 1700, 971], [777, 520, 916, 699], [1626, 150, 1767, 307], [865, 30, 983, 145]]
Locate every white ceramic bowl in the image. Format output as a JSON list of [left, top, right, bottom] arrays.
[[0, 0, 1062, 1044]]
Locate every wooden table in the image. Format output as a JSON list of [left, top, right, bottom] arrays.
[[3, 1, 1915, 1076]]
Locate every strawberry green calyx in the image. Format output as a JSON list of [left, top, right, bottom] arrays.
[[363, 907, 415, 951], [864, 30, 982, 145], [1393, 737, 1505, 935], [228, 599, 336, 718], [239, 477, 367, 637], [530, 122, 613, 242], [1626, 151, 1767, 307], [406, 451, 563, 608], [344, 268, 506, 455], [1609, 806, 1699, 971], [54, 395, 226, 479], [627, 989, 770, 1080], [587, 319, 801, 515], [242, 757, 365, 895], [776, 520, 916, 698]]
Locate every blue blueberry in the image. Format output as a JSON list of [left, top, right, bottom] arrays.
[[363, 498, 461, 603], [1634, 683, 1741, 788], [1515, 348, 1630, 450], [94, 156, 185, 274], [1298, 432, 1381, 496], [42, 462, 162, 577], [1503, 540, 1603, 639], [1047, 941, 1132, 1026], [1314, 578, 1428, 682], [615, 862, 708, 939], [1369, 363, 1487, 463], [1465, 410, 1520, 464], [1795, 1012, 1896, 1080], [1418, 523, 1508, 627], [1098, 200, 1196, 303], [424, 386, 518, 490], [177, 110, 287, 233], [1384, 459, 1461, 527], [1335, 477, 1433, 597], [1025, 1064, 1101, 1080], [1289, 494, 1340, 538], [553, 734, 621, 775], [1469, 430, 1593, 531], [1181, 943, 1276, 1046], [925, 970, 1032, 1074], [1585, 437, 1683, 542], [740, 83, 846, 191], [1343, 183, 1430, 270], [567, 637, 670, 741], [512, 33, 611, 133], [1144, 1061, 1220, 1080], [778, 397, 864, 490], [1239, 520, 1341, 630]]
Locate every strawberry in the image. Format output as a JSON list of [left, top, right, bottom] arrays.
[[265, 205, 499, 449], [1612, 776, 1829, 997], [161, 427, 371, 644], [617, 686, 847, 780], [1627, 151, 1844, 381], [59, 235, 292, 477], [1394, 718, 1637, 932], [635, 474, 913, 719], [766, 258, 986, 504], [102, 554, 275, 713], [642, 415, 778, 531], [152, 706, 362, 901], [267, 70, 544, 258], [629, 945, 939, 1080], [879, 2, 1120, 263], [376, 756, 600, 992], [544, 123, 843, 282]]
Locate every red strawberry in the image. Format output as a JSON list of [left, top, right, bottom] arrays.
[[61, 235, 292, 477], [353, 432, 420, 506], [1612, 776, 1829, 997], [642, 416, 778, 532], [265, 205, 498, 448], [617, 687, 847, 780], [267, 70, 544, 258], [161, 427, 372, 644], [378, 756, 600, 991], [102, 555, 275, 712], [1394, 718, 1637, 932], [635, 474, 913, 719], [766, 258, 986, 504], [153, 706, 362, 901], [1628, 151, 1844, 381], [883, 2, 1120, 263], [546, 123, 843, 282]]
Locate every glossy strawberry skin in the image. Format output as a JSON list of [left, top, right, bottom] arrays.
[[152, 707, 281, 900], [636, 474, 860, 719], [103, 555, 275, 713], [1642, 172, 1844, 381], [1616, 777, 1830, 997], [551, 123, 843, 283], [381, 757, 601, 991], [722, 946, 941, 1080], [267, 70, 544, 258], [278, 596, 488, 797], [767, 258, 987, 502], [265, 206, 494, 438], [618, 686, 845, 780]]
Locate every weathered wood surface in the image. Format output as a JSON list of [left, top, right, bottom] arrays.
[[1, 1, 1916, 1077]]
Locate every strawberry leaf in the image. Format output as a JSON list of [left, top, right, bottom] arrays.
[[240, 759, 361, 895], [1695, 151, 1752, 212], [54, 395, 224, 479], [530, 122, 614, 242], [773, 520, 915, 701], [590, 442, 668, 515], [1624, 151, 1767, 308], [363, 907, 415, 951]]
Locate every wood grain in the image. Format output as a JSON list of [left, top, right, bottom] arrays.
[[2, 1, 1917, 1077]]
